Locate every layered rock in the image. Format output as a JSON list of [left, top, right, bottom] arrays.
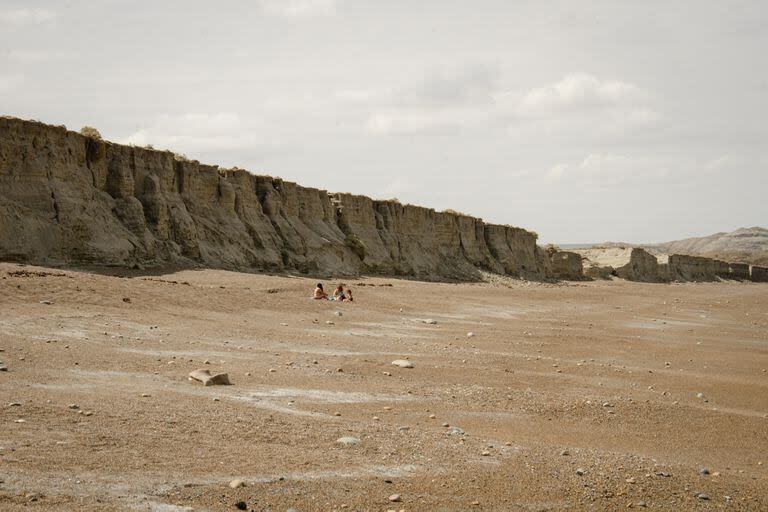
[[615, 248, 663, 282], [0, 117, 567, 281], [751, 266, 768, 282]]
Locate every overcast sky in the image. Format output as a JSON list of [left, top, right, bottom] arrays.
[[1, 1, 766, 243]]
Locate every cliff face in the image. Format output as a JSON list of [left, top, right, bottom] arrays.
[[0, 117, 559, 280], [615, 248, 663, 282]]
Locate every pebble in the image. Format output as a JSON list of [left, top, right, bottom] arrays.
[[388, 494, 401, 502], [335, 311, 343, 316], [481, 450, 490, 456], [141, 393, 150, 398], [441, 422, 450, 427], [560, 450, 569, 456], [423, 319, 437, 325], [14, 419, 26, 423], [575, 468, 586, 476], [448, 426, 465, 436], [229, 479, 246, 488], [234, 501, 247, 510], [336, 436, 360, 446], [39, 299, 53, 305], [391, 359, 414, 368], [429, 414, 436, 419], [83, 411, 93, 416], [467, 332, 475, 338], [695, 493, 709, 500], [8, 402, 21, 407], [326, 321, 334, 325], [68, 404, 80, 410], [698, 467, 710, 475]]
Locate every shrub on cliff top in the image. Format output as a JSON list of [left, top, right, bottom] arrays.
[[79, 126, 102, 139]]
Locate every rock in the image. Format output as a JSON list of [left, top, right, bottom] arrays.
[[229, 479, 246, 488], [0, 362, 6, 371], [188, 369, 231, 386], [391, 359, 414, 368], [448, 426, 465, 436], [696, 493, 709, 500], [39, 299, 53, 305], [234, 501, 247, 510], [467, 332, 475, 338], [335, 311, 343, 316], [68, 404, 80, 410], [441, 422, 449, 427], [698, 467, 710, 475], [423, 319, 437, 325], [575, 468, 586, 476], [122, 297, 131, 303], [336, 436, 360, 446], [8, 402, 21, 407], [141, 393, 150, 398], [481, 450, 490, 456], [14, 418, 26, 423], [388, 494, 401, 502], [326, 320, 334, 325], [560, 450, 569, 456]]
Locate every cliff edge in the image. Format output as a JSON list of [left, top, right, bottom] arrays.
[[0, 117, 575, 281]]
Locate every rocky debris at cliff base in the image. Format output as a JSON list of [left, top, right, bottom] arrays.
[[188, 369, 231, 386]]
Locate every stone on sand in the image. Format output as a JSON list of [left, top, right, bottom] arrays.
[[188, 369, 231, 386], [391, 359, 414, 368], [336, 436, 360, 446], [229, 479, 246, 488]]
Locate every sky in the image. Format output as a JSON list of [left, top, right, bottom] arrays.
[[1, 0, 766, 244]]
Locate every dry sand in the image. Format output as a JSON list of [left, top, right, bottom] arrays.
[[1, 263, 766, 511]]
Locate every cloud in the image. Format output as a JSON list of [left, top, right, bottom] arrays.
[[257, 0, 338, 17], [6, 49, 75, 63], [119, 112, 279, 154], [0, 73, 24, 93], [0, 8, 56, 24], [512, 73, 644, 115], [545, 154, 672, 185], [367, 108, 489, 136]]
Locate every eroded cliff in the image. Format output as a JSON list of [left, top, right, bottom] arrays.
[[1, 117, 569, 281]]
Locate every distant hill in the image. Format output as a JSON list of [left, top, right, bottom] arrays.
[[652, 227, 768, 266], [585, 227, 768, 266]]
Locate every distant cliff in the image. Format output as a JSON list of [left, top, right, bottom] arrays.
[[0, 117, 582, 281]]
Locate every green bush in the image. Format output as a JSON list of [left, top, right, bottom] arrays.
[[344, 234, 366, 260], [79, 125, 102, 139]]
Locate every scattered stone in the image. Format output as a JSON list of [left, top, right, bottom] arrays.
[[0, 362, 6, 371], [83, 411, 93, 416], [423, 319, 437, 325], [698, 467, 710, 475], [336, 436, 360, 446], [636, 501, 647, 508], [481, 450, 491, 456], [141, 393, 150, 398], [326, 320, 335, 325], [429, 414, 436, 419], [382, 371, 392, 376], [391, 359, 414, 368], [695, 493, 709, 500], [39, 299, 53, 305], [388, 494, 401, 502], [122, 297, 131, 303], [335, 311, 343, 316], [188, 369, 231, 386], [14, 418, 26, 423], [467, 332, 475, 338], [560, 450, 569, 456], [8, 402, 21, 407], [575, 468, 586, 476], [234, 501, 247, 510], [68, 404, 80, 410], [229, 479, 246, 488], [397, 426, 410, 432], [625, 477, 636, 484], [448, 426, 465, 436], [655, 471, 671, 477]]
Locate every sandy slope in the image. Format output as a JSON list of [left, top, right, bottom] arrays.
[[1, 263, 767, 511]]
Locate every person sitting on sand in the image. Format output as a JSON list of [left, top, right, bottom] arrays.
[[332, 284, 346, 301], [313, 283, 328, 300], [345, 288, 354, 302]]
